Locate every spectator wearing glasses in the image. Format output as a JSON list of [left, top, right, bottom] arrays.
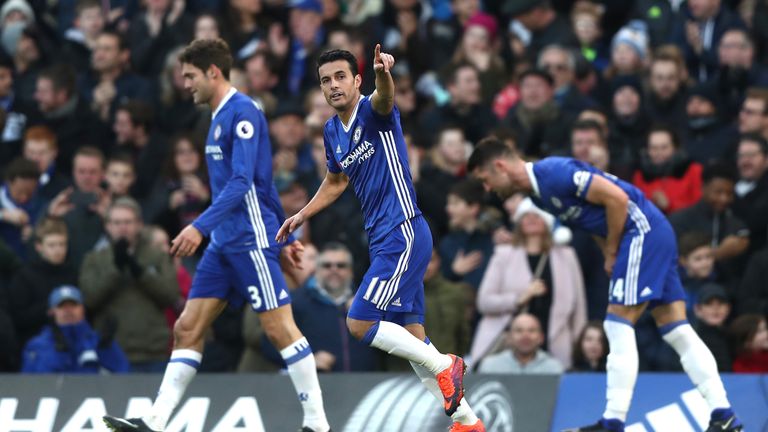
[[737, 87, 768, 141], [264, 242, 380, 372]]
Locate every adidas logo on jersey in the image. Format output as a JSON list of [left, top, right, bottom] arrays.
[[391, 297, 402, 307], [279, 290, 288, 300], [336, 144, 342, 154]]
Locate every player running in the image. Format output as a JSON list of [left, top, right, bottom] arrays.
[[103, 38, 330, 432], [276, 46, 484, 432], [467, 137, 742, 432]]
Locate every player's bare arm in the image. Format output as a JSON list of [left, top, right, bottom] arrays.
[[370, 43, 395, 115], [170, 224, 203, 257], [585, 175, 629, 275], [276, 171, 349, 242]]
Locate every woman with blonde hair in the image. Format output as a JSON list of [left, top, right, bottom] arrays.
[[470, 198, 586, 368]]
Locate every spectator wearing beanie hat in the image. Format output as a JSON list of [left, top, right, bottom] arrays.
[[606, 20, 648, 79], [607, 74, 648, 172], [444, 12, 506, 104], [471, 197, 585, 369], [0, 0, 34, 27]]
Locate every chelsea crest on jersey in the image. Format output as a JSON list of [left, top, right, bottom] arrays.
[[323, 95, 421, 246]]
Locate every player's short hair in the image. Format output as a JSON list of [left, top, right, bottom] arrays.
[[678, 231, 712, 257], [117, 99, 154, 131], [106, 196, 142, 222], [467, 136, 517, 173], [738, 132, 768, 156], [702, 161, 737, 184], [35, 217, 67, 242], [38, 64, 76, 97], [316, 49, 358, 80], [5, 157, 39, 182], [448, 178, 485, 206], [571, 119, 605, 143], [24, 125, 57, 151], [647, 124, 681, 149], [179, 38, 233, 80]]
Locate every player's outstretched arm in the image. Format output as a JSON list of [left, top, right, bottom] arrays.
[[585, 175, 629, 275], [275, 171, 349, 242], [370, 43, 395, 115]]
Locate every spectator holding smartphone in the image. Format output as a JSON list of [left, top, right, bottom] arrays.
[[47, 146, 110, 268]]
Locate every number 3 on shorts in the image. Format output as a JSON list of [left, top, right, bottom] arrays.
[[248, 285, 262, 309], [610, 278, 625, 302]]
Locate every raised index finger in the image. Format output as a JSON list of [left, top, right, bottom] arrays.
[[374, 43, 381, 60]]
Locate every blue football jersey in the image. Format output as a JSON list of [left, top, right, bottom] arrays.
[[192, 88, 291, 253], [527, 157, 663, 236], [324, 95, 421, 246]]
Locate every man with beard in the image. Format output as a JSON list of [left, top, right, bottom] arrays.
[[265, 242, 381, 372], [645, 51, 688, 131]]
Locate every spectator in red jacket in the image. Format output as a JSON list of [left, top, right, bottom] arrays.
[[633, 125, 703, 213], [729, 314, 768, 373]]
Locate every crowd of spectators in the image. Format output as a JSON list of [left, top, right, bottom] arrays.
[[0, 0, 766, 375]]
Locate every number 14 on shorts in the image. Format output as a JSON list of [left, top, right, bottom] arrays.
[[610, 278, 625, 303]]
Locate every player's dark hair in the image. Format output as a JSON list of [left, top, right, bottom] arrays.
[[702, 161, 737, 184], [316, 49, 358, 80], [647, 124, 680, 149], [738, 132, 768, 156], [571, 119, 605, 143], [678, 231, 712, 257], [38, 63, 76, 97], [179, 38, 233, 80], [448, 178, 485, 206], [5, 157, 39, 181], [467, 136, 516, 173]]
